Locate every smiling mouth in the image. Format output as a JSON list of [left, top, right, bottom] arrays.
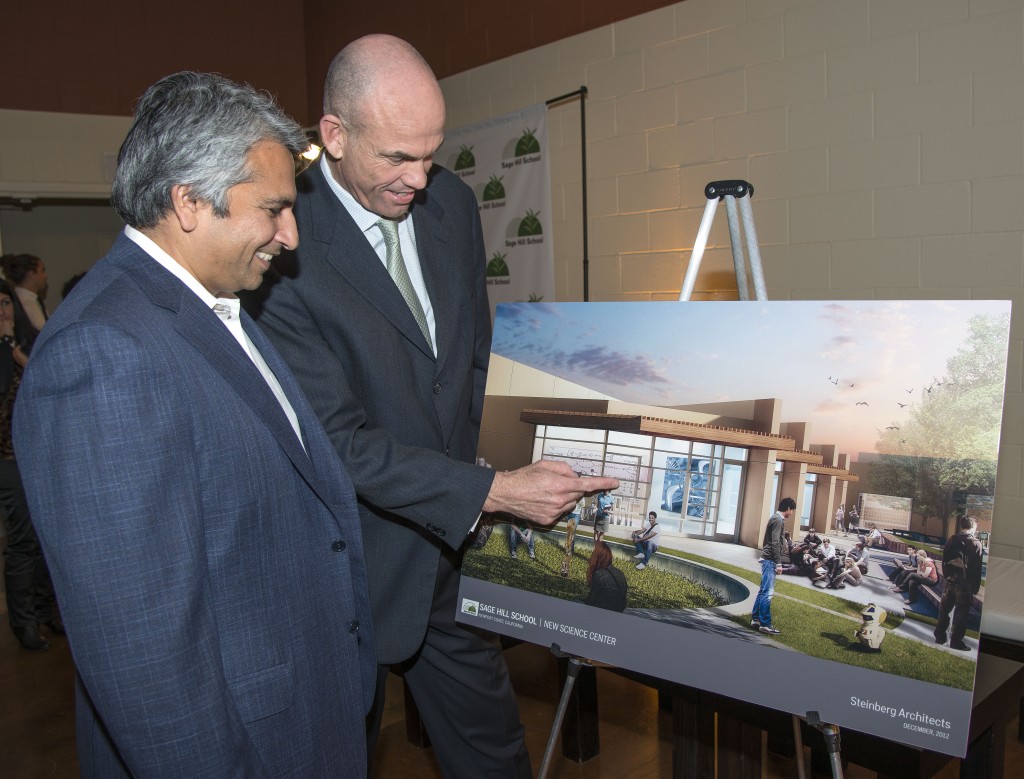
[[255, 251, 274, 263]]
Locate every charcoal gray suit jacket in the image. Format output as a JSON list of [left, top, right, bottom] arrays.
[[244, 158, 495, 664]]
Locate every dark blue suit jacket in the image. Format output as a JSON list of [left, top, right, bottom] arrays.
[[243, 159, 495, 664], [14, 234, 376, 777]]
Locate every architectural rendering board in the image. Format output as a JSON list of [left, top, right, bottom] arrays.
[[456, 300, 1012, 756]]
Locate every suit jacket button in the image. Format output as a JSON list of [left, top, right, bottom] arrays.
[[349, 621, 359, 634], [332, 540, 346, 552], [433, 382, 441, 394]]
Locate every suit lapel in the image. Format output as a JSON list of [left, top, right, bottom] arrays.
[[117, 245, 341, 511], [306, 161, 436, 361], [411, 196, 458, 371], [172, 296, 320, 478]]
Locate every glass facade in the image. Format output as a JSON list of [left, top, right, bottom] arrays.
[[533, 424, 747, 539]]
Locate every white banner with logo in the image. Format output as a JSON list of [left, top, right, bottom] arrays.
[[439, 104, 554, 315]]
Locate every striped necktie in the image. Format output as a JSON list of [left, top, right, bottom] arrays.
[[377, 219, 431, 348]]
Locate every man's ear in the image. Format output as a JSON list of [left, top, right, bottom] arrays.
[[169, 184, 201, 232], [319, 114, 347, 160]]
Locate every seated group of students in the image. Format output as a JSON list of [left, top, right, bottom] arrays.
[[887, 546, 939, 603], [779, 529, 871, 589]]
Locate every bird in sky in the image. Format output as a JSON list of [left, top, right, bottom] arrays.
[[906, 388, 914, 394], [897, 402, 908, 408], [856, 401, 869, 406], [886, 426, 900, 431]]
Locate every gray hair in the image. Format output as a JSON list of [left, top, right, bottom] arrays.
[[111, 71, 306, 229]]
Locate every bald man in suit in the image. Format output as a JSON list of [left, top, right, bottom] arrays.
[[244, 35, 616, 778]]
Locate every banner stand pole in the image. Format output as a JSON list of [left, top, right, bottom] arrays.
[[538, 643, 597, 779], [545, 87, 589, 302]]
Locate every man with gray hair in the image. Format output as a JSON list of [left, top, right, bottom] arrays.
[[14, 72, 376, 777]]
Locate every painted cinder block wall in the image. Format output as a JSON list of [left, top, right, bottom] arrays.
[[437, 0, 1024, 560]]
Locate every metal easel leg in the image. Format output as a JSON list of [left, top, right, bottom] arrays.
[[723, 194, 751, 301], [679, 196, 719, 302], [538, 648, 594, 779], [737, 195, 767, 301], [806, 710, 845, 779], [679, 180, 767, 303]]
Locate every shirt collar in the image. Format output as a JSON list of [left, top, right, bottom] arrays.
[[320, 154, 407, 239], [124, 225, 242, 321]]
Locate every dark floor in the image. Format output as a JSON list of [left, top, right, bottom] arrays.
[[3, 616, 1022, 777]]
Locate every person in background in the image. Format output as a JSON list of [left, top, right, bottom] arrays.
[[865, 523, 884, 548], [508, 518, 536, 560], [594, 489, 615, 544], [632, 511, 660, 570], [847, 503, 861, 534], [847, 540, 872, 576], [803, 526, 823, 552], [0, 254, 45, 352], [0, 281, 61, 651], [934, 516, 983, 651], [752, 497, 795, 635], [583, 541, 627, 612], [888, 544, 916, 582], [892, 549, 938, 603], [828, 557, 863, 588]]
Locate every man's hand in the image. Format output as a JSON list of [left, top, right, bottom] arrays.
[[483, 460, 618, 527]]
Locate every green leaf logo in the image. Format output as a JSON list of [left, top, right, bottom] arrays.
[[514, 128, 540, 157], [527, 293, 544, 302], [454, 144, 475, 171], [486, 252, 510, 278], [518, 209, 543, 236], [482, 175, 505, 201]]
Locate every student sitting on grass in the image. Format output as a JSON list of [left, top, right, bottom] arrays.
[[582, 542, 627, 612]]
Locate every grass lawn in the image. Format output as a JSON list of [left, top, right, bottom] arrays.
[[462, 529, 724, 610], [464, 526, 979, 691]]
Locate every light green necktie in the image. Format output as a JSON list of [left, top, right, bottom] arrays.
[[377, 219, 432, 348]]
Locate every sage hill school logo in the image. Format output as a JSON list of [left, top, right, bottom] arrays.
[[501, 128, 542, 171], [451, 144, 475, 177], [505, 210, 544, 248], [515, 128, 540, 156], [477, 174, 506, 211], [486, 252, 510, 286], [461, 598, 480, 616]]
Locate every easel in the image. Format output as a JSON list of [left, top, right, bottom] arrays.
[[683, 179, 846, 777], [538, 180, 845, 778], [679, 179, 767, 303]]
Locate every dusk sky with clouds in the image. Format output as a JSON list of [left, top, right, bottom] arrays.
[[491, 300, 1011, 459]]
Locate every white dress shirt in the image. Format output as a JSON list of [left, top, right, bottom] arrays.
[[124, 226, 304, 449], [320, 154, 437, 354], [16, 286, 47, 331]]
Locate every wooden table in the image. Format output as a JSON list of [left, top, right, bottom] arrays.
[[667, 652, 1024, 779], [548, 651, 1023, 778]]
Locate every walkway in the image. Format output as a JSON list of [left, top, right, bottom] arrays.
[[618, 529, 978, 656]]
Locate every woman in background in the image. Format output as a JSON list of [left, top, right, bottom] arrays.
[[0, 281, 61, 650], [583, 541, 627, 612]]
